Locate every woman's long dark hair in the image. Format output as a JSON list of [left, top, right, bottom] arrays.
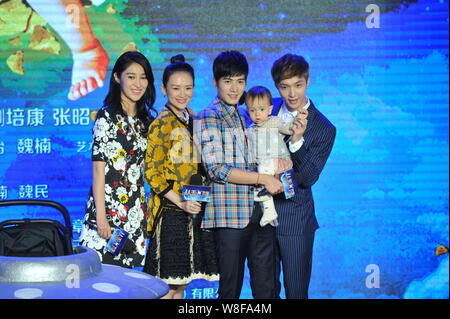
[[103, 51, 157, 131]]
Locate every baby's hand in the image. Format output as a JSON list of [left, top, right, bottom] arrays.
[[296, 109, 308, 120]]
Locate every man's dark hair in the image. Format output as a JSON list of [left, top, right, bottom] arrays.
[[213, 50, 249, 82], [271, 53, 309, 87]]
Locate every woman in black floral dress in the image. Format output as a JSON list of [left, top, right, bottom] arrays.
[[79, 51, 156, 268]]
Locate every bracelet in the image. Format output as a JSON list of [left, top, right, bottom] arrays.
[[256, 173, 260, 185]]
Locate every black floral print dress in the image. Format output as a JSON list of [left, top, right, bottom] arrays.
[[79, 107, 148, 268]]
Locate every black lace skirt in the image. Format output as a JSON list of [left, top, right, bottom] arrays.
[[143, 200, 219, 285]]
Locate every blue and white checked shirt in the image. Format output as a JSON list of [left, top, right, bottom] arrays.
[[195, 98, 258, 229]]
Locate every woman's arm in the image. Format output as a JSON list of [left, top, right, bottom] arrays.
[[144, 119, 171, 195], [145, 119, 202, 215], [92, 160, 111, 239], [163, 190, 201, 215]]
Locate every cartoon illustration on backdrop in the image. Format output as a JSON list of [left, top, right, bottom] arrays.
[[0, 0, 162, 101], [1, 0, 109, 100]]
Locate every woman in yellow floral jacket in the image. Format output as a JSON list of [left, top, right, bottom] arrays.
[[143, 55, 219, 299]]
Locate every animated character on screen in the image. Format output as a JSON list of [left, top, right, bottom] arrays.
[[2, 0, 108, 100]]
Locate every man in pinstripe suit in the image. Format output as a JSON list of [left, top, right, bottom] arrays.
[[270, 54, 336, 299], [196, 51, 284, 299]]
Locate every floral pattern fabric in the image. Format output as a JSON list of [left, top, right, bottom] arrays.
[[144, 106, 198, 232], [78, 108, 148, 268], [143, 105, 219, 284]]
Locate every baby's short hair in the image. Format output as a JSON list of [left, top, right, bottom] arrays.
[[245, 86, 272, 107]]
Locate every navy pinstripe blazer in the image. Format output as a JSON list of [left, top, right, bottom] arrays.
[[271, 98, 336, 235]]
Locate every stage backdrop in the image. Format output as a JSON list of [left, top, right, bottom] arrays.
[[0, 0, 448, 299]]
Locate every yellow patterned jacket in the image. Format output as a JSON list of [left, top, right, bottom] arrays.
[[144, 105, 198, 232]]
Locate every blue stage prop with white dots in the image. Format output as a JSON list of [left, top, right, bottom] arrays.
[[0, 246, 169, 299]]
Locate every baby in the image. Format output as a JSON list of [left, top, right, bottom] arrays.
[[245, 86, 307, 226]]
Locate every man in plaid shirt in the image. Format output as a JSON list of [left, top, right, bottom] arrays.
[[196, 51, 285, 299]]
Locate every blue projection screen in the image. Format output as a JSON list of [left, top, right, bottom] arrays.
[[0, 0, 448, 299]]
